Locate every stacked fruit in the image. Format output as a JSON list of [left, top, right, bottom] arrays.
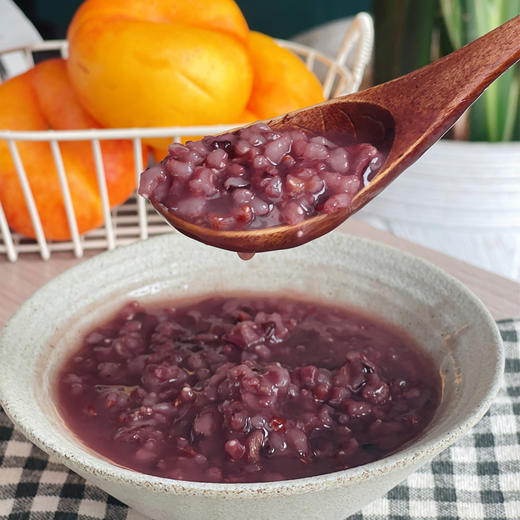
[[0, 0, 325, 240]]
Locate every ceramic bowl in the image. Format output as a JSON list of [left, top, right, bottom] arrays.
[[0, 232, 504, 520]]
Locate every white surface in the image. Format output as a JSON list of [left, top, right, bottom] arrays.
[[294, 18, 355, 68], [357, 140, 520, 281], [0, 0, 41, 77]]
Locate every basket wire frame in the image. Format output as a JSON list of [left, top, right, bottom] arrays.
[[0, 13, 373, 262]]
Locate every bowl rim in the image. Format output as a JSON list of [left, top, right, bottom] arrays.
[[0, 232, 505, 498]]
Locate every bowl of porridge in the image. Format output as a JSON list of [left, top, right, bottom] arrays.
[[0, 232, 504, 520]]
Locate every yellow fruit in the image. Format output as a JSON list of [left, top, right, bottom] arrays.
[[246, 31, 325, 120], [67, 0, 253, 130], [0, 59, 143, 240]]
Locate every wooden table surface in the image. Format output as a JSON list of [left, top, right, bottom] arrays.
[[1, 219, 519, 328]]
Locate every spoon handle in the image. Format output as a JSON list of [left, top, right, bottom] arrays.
[[352, 14, 520, 194]]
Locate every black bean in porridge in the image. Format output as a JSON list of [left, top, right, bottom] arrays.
[[57, 295, 440, 483], [139, 123, 384, 230]]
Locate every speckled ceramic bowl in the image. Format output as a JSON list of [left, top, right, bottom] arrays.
[[0, 232, 504, 520]]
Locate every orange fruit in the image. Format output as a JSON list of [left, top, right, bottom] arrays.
[[246, 31, 325, 120], [0, 59, 142, 240], [67, 0, 253, 132], [68, 0, 249, 43]]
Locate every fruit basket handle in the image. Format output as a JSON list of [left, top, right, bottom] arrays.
[[322, 12, 374, 98], [0, 201, 16, 261]]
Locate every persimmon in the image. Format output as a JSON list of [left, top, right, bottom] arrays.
[[67, 0, 253, 131], [0, 58, 141, 240], [67, 0, 249, 43], [246, 31, 325, 120], [147, 28, 325, 160]]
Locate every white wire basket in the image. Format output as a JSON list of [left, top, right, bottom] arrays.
[[0, 13, 373, 262]]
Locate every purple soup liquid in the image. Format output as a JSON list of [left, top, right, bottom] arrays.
[[139, 123, 383, 230], [57, 295, 439, 483]]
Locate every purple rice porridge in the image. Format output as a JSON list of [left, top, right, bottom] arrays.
[[57, 294, 440, 483], [138, 123, 384, 230]]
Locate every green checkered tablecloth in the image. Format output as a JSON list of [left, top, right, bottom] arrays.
[[1, 320, 518, 520]]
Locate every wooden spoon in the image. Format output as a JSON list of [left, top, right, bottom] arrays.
[[154, 15, 520, 253]]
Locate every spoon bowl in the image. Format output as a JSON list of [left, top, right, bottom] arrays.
[[153, 16, 520, 253]]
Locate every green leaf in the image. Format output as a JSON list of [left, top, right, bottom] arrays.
[[373, 0, 438, 85], [440, 0, 520, 141], [440, 0, 464, 49]]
